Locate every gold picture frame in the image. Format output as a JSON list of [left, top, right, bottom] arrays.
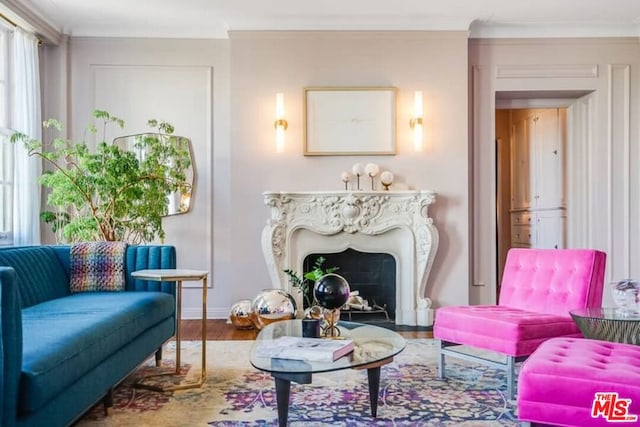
[[303, 87, 397, 156]]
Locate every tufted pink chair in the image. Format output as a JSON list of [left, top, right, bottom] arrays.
[[433, 248, 606, 399]]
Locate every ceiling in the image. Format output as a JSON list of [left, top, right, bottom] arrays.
[[10, 0, 640, 39]]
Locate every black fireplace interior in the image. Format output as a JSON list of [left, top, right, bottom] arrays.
[[304, 248, 396, 322]]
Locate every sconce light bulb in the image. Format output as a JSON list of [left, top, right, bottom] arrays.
[[276, 92, 285, 119], [413, 123, 423, 152], [414, 91, 423, 116], [412, 91, 424, 152], [275, 92, 287, 153]]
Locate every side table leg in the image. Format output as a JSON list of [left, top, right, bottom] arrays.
[[175, 280, 183, 374], [201, 276, 207, 381], [274, 377, 291, 427], [367, 366, 381, 418]]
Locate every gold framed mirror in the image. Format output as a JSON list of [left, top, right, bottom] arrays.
[[113, 133, 195, 216]]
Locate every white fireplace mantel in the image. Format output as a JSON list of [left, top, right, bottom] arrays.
[[261, 190, 439, 326]]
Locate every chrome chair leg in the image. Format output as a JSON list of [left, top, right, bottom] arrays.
[[507, 356, 515, 400], [438, 342, 446, 379]]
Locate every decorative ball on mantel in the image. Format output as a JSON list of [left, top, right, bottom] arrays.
[[380, 171, 394, 191], [228, 299, 255, 330]]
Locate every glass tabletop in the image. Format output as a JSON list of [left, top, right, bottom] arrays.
[[250, 319, 406, 374], [570, 307, 640, 321], [570, 307, 640, 345]]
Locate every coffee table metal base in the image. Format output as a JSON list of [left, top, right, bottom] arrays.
[[271, 364, 384, 427]]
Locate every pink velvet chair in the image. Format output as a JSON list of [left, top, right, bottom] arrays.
[[433, 248, 606, 399]]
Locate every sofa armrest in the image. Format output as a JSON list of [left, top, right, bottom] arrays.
[[125, 245, 177, 295], [0, 267, 22, 427]]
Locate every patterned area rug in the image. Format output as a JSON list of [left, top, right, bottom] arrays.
[[77, 339, 518, 426]]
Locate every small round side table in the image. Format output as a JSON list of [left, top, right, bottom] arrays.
[[570, 307, 640, 345]]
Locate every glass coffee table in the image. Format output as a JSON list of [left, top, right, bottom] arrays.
[[250, 319, 406, 427], [570, 307, 640, 345]]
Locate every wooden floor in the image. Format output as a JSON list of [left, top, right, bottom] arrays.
[[181, 319, 433, 341]]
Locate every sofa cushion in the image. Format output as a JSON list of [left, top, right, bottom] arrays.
[[19, 291, 175, 414], [70, 241, 127, 292], [435, 305, 581, 357], [47, 245, 178, 293], [0, 246, 69, 308]]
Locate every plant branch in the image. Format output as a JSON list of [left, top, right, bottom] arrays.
[[11, 111, 191, 243]]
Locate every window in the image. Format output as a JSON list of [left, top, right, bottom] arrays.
[[0, 23, 13, 245], [0, 22, 41, 246], [0, 135, 13, 245]]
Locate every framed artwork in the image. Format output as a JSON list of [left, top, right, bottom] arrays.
[[303, 87, 397, 156]]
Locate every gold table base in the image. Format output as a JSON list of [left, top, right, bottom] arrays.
[[131, 269, 208, 392], [134, 368, 206, 392]]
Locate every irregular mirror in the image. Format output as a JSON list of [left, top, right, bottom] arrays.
[[113, 133, 195, 216]]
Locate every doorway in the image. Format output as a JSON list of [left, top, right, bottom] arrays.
[[493, 91, 595, 297]]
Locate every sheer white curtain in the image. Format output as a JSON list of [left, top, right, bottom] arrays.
[[12, 28, 41, 245]]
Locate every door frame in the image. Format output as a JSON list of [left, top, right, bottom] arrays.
[[472, 89, 595, 306]]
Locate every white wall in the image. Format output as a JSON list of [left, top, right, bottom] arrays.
[[42, 33, 640, 317], [42, 38, 231, 318], [41, 31, 471, 318], [470, 38, 640, 306], [229, 31, 470, 311]]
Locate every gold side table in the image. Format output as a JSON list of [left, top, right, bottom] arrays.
[[132, 269, 208, 391]]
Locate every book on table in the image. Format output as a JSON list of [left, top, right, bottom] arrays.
[[258, 336, 354, 363]]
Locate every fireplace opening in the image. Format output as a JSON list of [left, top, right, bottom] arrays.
[[304, 248, 396, 323]]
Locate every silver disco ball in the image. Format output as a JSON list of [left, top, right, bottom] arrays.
[[229, 299, 255, 330], [250, 289, 297, 330]]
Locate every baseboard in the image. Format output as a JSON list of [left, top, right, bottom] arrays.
[[181, 306, 229, 319]]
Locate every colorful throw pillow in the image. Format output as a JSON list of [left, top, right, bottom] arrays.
[[70, 241, 128, 292]]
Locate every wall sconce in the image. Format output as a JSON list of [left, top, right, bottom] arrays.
[[409, 91, 424, 152], [274, 92, 288, 153]]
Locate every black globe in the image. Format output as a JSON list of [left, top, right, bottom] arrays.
[[313, 273, 350, 310]]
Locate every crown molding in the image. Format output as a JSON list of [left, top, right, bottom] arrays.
[[470, 22, 640, 39], [228, 30, 470, 41], [0, 0, 62, 45]]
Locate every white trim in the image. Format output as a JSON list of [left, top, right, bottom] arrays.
[[607, 65, 631, 280], [621, 65, 630, 279], [470, 23, 640, 39], [496, 64, 598, 79], [183, 306, 228, 320], [0, 0, 62, 45], [496, 98, 577, 109]]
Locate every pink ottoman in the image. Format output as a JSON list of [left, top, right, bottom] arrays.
[[518, 337, 640, 426]]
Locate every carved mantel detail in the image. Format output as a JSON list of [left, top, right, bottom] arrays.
[[261, 190, 439, 326]]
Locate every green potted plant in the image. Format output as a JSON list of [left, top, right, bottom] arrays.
[[10, 110, 192, 244], [284, 256, 339, 308]]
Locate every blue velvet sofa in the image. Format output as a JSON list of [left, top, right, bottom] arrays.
[[0, 244, 177, 427]]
